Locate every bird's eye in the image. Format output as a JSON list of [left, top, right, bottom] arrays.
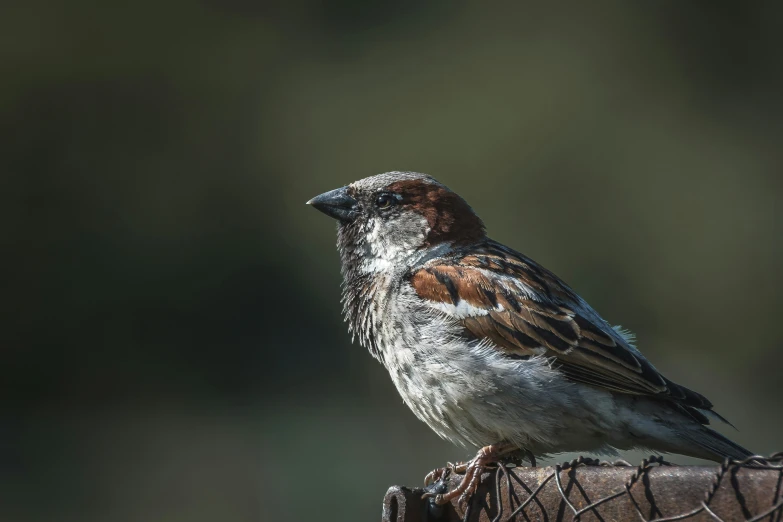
[[375, 194, 397, 210]]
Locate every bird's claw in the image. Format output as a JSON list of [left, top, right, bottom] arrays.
[[423, 461, 465, 486], [422, 458, 487, 506], [422, 443, 518, 506], [423, 467, 448, 487]]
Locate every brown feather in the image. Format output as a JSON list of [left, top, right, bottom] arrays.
[[409, 240, 715, 412], [386, 179, 485, 246]]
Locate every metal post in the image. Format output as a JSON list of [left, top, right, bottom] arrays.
[[382, 454, 783, 522]]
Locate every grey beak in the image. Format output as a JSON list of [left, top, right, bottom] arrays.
[[306, 186, 359, 222]]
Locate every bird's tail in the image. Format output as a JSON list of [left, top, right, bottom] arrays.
[[679, 426, 753, 462]]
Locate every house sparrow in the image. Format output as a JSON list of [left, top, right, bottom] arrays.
[[307, 171, 750, 505]]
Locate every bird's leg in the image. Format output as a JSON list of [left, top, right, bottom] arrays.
[[423, 442, 517, 506], [525, 449, 537, 467]]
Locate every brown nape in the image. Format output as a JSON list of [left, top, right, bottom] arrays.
[[387, 180, 486, 246]]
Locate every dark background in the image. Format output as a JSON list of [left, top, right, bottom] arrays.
[[2, 2, 782, 521]]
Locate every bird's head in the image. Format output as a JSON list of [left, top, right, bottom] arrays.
[[307, 171, 485, 275]]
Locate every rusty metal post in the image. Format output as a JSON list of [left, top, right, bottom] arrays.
[[382, 455, 783, 522]]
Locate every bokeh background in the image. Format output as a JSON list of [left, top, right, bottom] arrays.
[[2, 1, 782, 521]]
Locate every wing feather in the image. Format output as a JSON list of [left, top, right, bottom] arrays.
[[409, 241, 714, 413]]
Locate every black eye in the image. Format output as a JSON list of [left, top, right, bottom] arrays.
[[375, 193, 398, 210]]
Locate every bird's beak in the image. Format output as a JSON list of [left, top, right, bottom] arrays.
[[306, 186, 359, 222]]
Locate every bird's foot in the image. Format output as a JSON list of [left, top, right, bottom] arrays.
[[422, 442, 516, 506], [423, 461, 466, 487]]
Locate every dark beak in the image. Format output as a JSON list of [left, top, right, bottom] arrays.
[[306, 186, 359, 222]]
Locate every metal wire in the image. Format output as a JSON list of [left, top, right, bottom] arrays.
[[462, 453, 783, 522]]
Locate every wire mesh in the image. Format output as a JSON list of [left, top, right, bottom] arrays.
[[383, 453, 783, 522]]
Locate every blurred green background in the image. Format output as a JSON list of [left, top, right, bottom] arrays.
[[2, 1, 782, 521]]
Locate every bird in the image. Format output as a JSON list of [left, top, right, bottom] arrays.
[[306, 171, 751, 505]]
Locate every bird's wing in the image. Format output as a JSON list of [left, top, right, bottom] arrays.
[[409, 241, 714, 415]]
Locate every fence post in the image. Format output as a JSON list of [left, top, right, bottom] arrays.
[[382, 454, 783, 522]]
